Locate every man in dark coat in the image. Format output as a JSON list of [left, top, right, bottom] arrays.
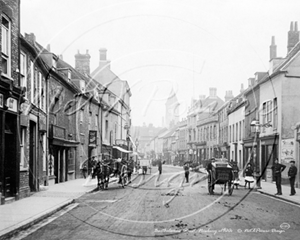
[[271, 158, 286, 195], [288, 160, 297, 196], [157, 159, 162, 175], [183, 163, 190, 183], [127, 158, 134, 184]]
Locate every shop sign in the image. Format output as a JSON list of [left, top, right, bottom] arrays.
[[115, 139, 126, 146], [89, 131, 97, 145], [6, 97, 17, 112], [281, 138, 295, 164]]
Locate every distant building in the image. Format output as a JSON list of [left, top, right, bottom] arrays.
[[165, 88, 180, 128]]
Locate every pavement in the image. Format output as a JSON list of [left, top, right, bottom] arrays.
[[0, 177, 98, 240], [0, 168, 299, 240]]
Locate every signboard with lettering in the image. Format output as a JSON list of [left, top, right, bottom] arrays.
[[115, 139, 126, 146], [281, 138, 295, 164], [6, 97, 17, 112]]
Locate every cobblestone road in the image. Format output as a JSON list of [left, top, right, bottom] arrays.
[[12, 165, 300, 240]]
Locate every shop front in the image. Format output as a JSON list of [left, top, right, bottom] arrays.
[[0, 86, 22, 203], [260, 135, 278, 182], [49, 124, 79, 184]]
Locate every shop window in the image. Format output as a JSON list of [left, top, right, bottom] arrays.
[[20, 52, 27, 97], [1, 15, 11, 77], [20, 127, 27, 169]]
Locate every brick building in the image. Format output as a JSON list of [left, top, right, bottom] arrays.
[[0, 0, 24, 204]]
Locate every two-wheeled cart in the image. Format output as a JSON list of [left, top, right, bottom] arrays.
[[207, 160, 235, 196]]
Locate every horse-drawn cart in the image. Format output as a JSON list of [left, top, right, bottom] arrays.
[[207, 160, 235, 195], [139, 159, 151, 175]]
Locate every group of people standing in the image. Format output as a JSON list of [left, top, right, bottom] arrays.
[[243, 158, 297, 196], [272, 158, 297, 196]]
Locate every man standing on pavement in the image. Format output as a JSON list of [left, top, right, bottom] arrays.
[[157, 158, 162, 175], [271, 158, 286, 195], [288, 160, 297, 196], [183, 162, 190, 183]]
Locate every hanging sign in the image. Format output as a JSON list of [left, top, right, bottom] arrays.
[[6, 97, 17, 112]]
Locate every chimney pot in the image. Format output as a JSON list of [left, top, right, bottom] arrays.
[[287, 21, 299, 54], [99, 48, 107, 61]]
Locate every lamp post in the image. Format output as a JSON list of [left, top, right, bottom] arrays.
[[250, 120, 261, 189], [250, 119, 272, 189]]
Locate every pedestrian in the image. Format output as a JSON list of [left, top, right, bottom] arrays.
[[127, 158, 134, 184], [157, 159, 162, 175], [244, 163, 255, 189], [232, 161, 240, 189], [206, 158, 215, 192], [271, 158, 286, 195], [80, 162, 87, 179], [183, 162, 190, 183], [288, 160, 297, 196]]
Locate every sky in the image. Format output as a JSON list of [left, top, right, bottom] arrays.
[[20, 0, 300, 127]]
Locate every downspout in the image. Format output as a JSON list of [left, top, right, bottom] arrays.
[[16, 0, 21, 200]]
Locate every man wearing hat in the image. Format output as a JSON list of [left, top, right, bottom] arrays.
[[288, 160, 297, 196]]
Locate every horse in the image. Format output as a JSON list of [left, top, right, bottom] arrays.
[[94, 160, 114, 190]]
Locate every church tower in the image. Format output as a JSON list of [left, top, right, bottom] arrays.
[[165, 88, 180, 128]]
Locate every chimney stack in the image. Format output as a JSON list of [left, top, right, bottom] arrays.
[[270, 36, 277, 60], [209, 87, 217, 98], [74, 49, 91, 75], [199, 94, 206, 100], [240, 83, 244, 93], [225, 90, 234, 102], [99, 48, 110, 70], [99, 48, 107, 61], [287, 21, 300, 54], [25, 33, 36, 46]]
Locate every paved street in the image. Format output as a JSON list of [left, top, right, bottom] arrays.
[[11, 165, 300, 240]]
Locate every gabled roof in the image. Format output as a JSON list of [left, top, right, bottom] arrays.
[[188, 95, 224, 116], [91, 64, 132, 100]]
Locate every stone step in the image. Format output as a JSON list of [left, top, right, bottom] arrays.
[[4, 197, 15, 204]]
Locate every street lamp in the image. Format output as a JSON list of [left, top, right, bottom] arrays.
[[250, 119, 272, 189]]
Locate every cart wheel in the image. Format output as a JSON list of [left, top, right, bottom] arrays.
[[228, 182, 234, 196]]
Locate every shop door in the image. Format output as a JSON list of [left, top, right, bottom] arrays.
[[29, 121, 37, 191], [4, 113, 17, 197]]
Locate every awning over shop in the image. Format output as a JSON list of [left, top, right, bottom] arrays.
[[113, 145, 132, 153]]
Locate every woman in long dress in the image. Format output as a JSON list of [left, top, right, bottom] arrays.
[[244, 163, 254, 189]]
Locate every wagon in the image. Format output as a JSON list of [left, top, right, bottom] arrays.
[[206, 160, 235, 195], [139, 159, 152, 175]]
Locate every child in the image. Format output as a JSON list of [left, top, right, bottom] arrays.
[[244, 163, 254, 189]]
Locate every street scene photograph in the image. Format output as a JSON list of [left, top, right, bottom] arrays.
[[1, 0, 300, 239]]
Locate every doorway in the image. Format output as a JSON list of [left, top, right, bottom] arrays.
[[29, 121, 37, 192], [4, 113, 17, 197]]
